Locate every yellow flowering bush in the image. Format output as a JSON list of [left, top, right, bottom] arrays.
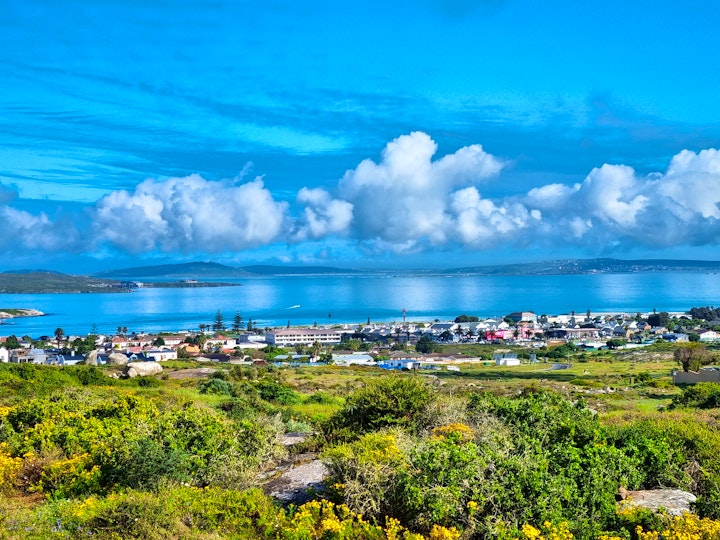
[[636, 512, 720, 540], [0, 442, 22, 492], [33, 453, 101, 498], [497, 520, 576, 540], [431, 423, 474, 444]]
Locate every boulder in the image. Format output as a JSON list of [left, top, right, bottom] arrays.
[[618, 488, 697, 516], [124, 361, 163, 378], [107, 352, 129, 366], [85, 350, 99, 366]]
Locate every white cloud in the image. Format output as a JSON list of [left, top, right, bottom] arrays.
[[307, 131, 506, 252], [0, 206, 80, 251], [577, 164, 648, 228], [291, 187, 353, 241], [289, 135, 720, 254], [92, 174, 287, 253], [5, 137, 720, 261]]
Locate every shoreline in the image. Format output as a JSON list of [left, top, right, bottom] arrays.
[[0, 309, 45, 320]]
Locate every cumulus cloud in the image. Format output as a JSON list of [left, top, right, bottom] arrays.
[[4, 134, 720, 260], [0, 181, 82, 252], [92, 174, 287, 253], [519, 148, 720, 248], [289, 134, 720, 254], [290, 188, 353, 241], [292, 131, 505, 251], [0, 206, 81, 252]]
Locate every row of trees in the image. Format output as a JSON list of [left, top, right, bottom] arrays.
[[198, 311, 257, 334]]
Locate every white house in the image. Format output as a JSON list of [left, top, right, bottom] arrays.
[[144, 349, 178, 362], [699, 330, 719, 342], [0, 348, 8, 363]]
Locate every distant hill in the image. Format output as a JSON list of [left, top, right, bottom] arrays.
[[446, 258, 720, 275], [241, 265, 359, 275], [92, 262, 247, 278], [0, 272, 124, 293], [92, 262, 358, 278]]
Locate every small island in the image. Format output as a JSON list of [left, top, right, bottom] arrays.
[[0, 308, 45, 319]]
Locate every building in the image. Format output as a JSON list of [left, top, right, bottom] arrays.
[[9, 348, 48, 364], [266, 328, 341, 346], [378, 359, 423, 370], [494, 353, 520, 366], [505, 311, 538, 324]]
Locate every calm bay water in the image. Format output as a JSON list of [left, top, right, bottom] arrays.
[[1, 272, 720, 337]]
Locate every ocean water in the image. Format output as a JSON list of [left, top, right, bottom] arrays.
[[1, 272, 719, 337]]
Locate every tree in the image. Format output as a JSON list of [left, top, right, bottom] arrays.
[[415, 335, 439, 354], [606, 338, 626, 349], [212, 310, 225, 332], [232, 311, 243, 333], [310, 340, 322, 358], [199, 323, 207, 334], [153, 336, 165, 347], [3, 334, 20, 349], [675, 344, 714, 372], [54, 327, 65, 345], [648, 311, 670, 328], [454, 314, 479, 323]]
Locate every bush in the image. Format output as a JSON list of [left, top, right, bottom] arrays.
[[1, 393, 285, 497], [324, 376, 434, 440], [670, 382, 720, 409], [324, 431, 409, 518], [200, 378, 235, 395], [256, 380, 302, 405]]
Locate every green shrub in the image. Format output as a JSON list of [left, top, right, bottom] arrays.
[[323, 376, 434, 440], [200, 378, 235, 395], [670, 382, 720, 409], [256, 380, 302, 405]]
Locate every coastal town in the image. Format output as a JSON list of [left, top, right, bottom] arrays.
[[2, 308, 719, 373]]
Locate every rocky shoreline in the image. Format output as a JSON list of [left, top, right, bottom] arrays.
[[0, 308, 45, 319]]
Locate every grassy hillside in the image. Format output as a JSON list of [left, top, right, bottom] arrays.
[[1, 351, 719, 539]]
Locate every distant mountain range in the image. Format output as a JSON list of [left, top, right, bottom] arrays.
[[91, 262, 359, 279], [445, 258, 720, 275], [2, 259, 720, 293], [90, 258, 720, 279]]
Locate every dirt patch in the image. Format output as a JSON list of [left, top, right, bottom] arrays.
[[166, 367, 218, 379]]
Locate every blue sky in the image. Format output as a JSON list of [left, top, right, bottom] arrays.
[[2, 0, 720, 271]]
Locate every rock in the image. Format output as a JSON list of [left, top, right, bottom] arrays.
[[85, 350, 99, 366], [264, 457, 328, 504], [124, 361, 163, 378], [619, 488, 697, 516], [282, 433, 308, 446], [107, 352, 129, 366]]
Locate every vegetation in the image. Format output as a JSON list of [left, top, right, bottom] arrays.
[[1, 348, 720, 539]]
